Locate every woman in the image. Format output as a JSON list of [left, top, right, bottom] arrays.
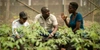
[[61, 2, 84, 33], [61, 2, 84, 50]]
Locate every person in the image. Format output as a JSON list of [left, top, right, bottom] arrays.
[[61, 2, 84, 33], [34, 7, 58, 38], [12, 11, 29, 38], [12, 11, 29, 50], [61, 2, 84, 50]]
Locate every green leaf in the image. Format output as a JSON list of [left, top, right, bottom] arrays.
[[16, 45, 20, 49], [21, 37, 26, 42], [36, 41, 39, 46], [19, 39, 23, 44]]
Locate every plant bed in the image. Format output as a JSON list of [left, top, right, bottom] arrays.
[[0, 22, 100, 50]]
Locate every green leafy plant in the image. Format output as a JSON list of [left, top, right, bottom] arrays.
[[0, 22, 100, 50]]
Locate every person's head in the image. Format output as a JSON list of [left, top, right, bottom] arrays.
[[19, 11, 28, 24], [41, 7, 50, 18], [68, 2, 78, 14]]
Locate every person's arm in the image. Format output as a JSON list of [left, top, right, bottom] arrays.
[[49, 25, 58, 37], [73, 13, 83, 32], [12, 21, 20, 38], [64, 19, 70, 27], [61, 13, 70, 27], [73, 21, 81, 32], [48, 14, 58, 37], [14, 29, 20, 38]]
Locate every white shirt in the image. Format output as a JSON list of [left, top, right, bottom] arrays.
[[12, 19, 29, 35], [34, 14, 58, 31]]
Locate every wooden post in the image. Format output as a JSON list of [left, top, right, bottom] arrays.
[[5, 0, 10, 22], [92, 0, 94, 22], [92, 12, 94, 22], [62, 0, 64, 13], [1, 0, 5, 10], [83, 8, 97, 18], [45, 0, 48, 7], [88, 0, 100, 10], [83, 0, 100, 18], [16, 0, 40, 14], [28, 0, 31, 6]]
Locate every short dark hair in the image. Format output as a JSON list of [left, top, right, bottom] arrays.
[[70, 2, 78, 9], [41, 7, 49, 13], [19, 11, 27, 19]]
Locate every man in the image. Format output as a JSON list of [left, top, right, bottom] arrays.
[[34, 7, 58, 38], [12, 11, 29, 38], [12, 11, 29, 50]]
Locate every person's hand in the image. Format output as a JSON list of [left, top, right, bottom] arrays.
[[61, 13, 67, 20], [16, 35, 20, 39], [48, 33, 54, 38]]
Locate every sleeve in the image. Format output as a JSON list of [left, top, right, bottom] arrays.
[[25, 21, 30, 26], [33, 14, 40, 24], [12, 21, 18, 35], [12, 21, 17, 29], [51, 14, 58, 26], [27, 22, 29, 26], [76, 13, 83, 22]]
